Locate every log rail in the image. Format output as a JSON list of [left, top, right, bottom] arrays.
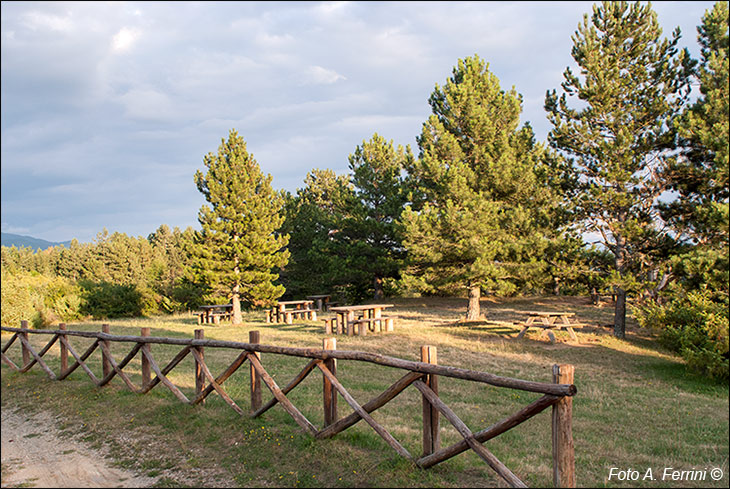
[[1, 321, 576, 488]]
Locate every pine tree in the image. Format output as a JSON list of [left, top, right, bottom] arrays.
[[193, 129, 289, 324], [663, 0, 729, 247], [279, 169, 353, 299], [545, 1, 693, 338], [341, 133, 412, 300], [403, 55, 559, 320]]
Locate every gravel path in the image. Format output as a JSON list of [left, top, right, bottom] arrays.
[[1, 408, 156, 488]]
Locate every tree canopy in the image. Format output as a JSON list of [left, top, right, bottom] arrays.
[[545, 0, 694, 338], [192, 129, 289, 324]]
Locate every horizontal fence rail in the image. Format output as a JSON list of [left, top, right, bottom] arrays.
[[1, 321, 576, 488]]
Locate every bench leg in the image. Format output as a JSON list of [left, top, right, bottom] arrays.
[[567, 327, 578, 341], [516, 326, 529, 339], [385, 318, 394, 332], [359, 323, 367, 336]]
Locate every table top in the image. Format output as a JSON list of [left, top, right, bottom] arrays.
[[329, 304, 394, 312], [200, 304, 232, 310], [306, 294, 331, 299], [525, 311, 574, 317], [278, 300, 314, 305]]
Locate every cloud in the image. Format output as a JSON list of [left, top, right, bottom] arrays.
[[111, 26, 141, 52], [21, 10, 74, 33], [302, 65, 347, 85], [0, 0, 717, 243]]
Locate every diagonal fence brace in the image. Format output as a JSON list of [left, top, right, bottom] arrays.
[[317, 360, 414, 462], [413, 379, 527, 488], [189, 348, 244, 415], [248, 352, 318, 436]]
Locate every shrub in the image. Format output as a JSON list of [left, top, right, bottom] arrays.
[[635, 290, 729, 381], [1, 270, 83, 328], [79, 280, 144, 319]]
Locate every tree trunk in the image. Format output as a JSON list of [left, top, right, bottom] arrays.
[[466, 285, 480, 321], [373, 276, 384, 301], [613, 232, 627, 338], [613, 286, 626, 339], [553, 277, 561, 296], [232, 286, 242, 325]]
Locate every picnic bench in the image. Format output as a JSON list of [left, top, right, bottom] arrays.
[[306, 294, 331, 311], [265, 300, 317, 324], [326, 304, 395, 336], [515, 311, 586, 343], [195, 304, 233, 325]]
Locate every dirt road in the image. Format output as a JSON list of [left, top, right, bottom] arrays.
[[1, 408, 156, 488]]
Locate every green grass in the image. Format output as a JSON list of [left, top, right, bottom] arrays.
[[2, 295, 728, 488]]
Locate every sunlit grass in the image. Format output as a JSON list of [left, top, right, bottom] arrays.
[[2, 295, 728, 487]]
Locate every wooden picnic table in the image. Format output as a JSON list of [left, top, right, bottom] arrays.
[[328, 304, 395, 336], [515, 311, 584, 343], [196, 304, 233, 325], [267, 300, 316, 324], [306, 294, 331, 311]]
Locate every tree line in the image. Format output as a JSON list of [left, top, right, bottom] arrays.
[[2, 2, 727, 379]]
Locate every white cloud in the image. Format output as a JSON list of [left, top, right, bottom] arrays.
[[21, 10, 74, 32], [315, 1, 352, 17], [112, 27, 140, 53], [116, 87, 177, 121], [303, 65, 346, 85]]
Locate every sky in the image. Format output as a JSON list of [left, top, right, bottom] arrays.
[[1, 1, 718, 244]]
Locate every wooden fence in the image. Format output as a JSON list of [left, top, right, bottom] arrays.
[[1, 320, 576, 488]]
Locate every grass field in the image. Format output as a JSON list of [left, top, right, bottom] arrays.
[[2, 295, 728, 488]]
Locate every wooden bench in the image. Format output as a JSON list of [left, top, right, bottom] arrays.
[[348, 316, 394, 336], [321, 316, 394, 336], [195, 311, 231, 325], [268, 308, 317, 324], [514, 322, 586, 343]]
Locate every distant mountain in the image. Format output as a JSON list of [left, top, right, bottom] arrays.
[[1, 232, 73, 251]]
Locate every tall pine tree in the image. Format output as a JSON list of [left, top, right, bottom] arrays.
[[663, 0, 728, 247], [279, 169, 353, 299], [545, 1, 693, 338], [341, 133, 412, 300], [193, 129, 289, 324], [403, 55, 559, 320]]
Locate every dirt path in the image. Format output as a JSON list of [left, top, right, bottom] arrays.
[[1, 408, 156, 488]]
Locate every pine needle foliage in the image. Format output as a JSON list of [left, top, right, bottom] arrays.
[[545, 1, 694, 338], [192, 129, 289, 324], [403, 55, 565, 320]]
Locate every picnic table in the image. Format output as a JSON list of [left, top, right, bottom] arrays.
[[266, 300, 317, 324], [326, 304, 395, 336], [306, 294, 331, 311], [515, 311, 585, 343], [195, 304, 233, 325]]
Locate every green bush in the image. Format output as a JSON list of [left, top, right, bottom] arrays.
[[79, 280, 145, 319], [1, 270, 83, 328], [635, 290, 729, 381]]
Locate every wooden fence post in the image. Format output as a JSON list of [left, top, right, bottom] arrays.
[[421, 345, 440, 456], [141, 327, 151, 389], [101, 324, 112, 379], [20, 320, 30, 367], [59, 323, 68, 373], [195, 329, 205, 404], [552, 364, 575, 488], [323, 337, 337, 427], [250, 331, 261, 413]]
